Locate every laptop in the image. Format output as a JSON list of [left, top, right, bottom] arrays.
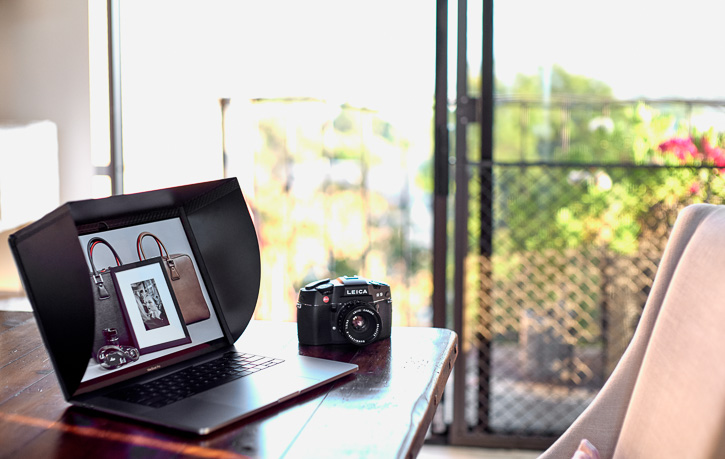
[[8, 178, 357, 435]]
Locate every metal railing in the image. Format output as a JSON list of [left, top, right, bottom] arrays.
[[451, 97, 725, 447]]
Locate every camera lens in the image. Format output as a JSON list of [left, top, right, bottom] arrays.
[[350, 314, 367, 331], [338, 301, 382, 346]]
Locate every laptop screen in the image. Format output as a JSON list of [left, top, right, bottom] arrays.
[[77, 217, 225, 391]]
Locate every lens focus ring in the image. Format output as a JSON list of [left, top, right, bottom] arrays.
[[337, 300, 382, 346]]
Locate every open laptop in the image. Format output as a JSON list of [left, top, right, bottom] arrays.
[[8, 178, 357, 435]]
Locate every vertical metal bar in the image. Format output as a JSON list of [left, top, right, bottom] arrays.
[[561, 102, 570, 153], [478, 0, 494, 432], [433, 0, 449, 330], [107, 0, 124, 195], [519, 102, 527, 161], [451, 0, 469, 439], [431, 0, 453, 440], [220, 98, 230, 177]]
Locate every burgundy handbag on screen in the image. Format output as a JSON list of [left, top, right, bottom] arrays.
[[88, 237, 132, 360]]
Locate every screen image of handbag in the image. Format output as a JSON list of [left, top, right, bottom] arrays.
[[136, 232, 210, 325], [88, 237, 132, 362]]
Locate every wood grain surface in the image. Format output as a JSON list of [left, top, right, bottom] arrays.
[[0, 311, 457, 459]]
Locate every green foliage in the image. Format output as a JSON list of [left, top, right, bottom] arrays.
[[333, 110, 355, 133], [497, 100, 725, 255], [486, 66, 725, 256], [503, 64, 613, 99]]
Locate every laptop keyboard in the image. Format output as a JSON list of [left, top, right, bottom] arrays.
[[108, 352, 284, 408]]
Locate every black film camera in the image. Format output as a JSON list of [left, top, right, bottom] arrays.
[[297, 276, 392, 346]]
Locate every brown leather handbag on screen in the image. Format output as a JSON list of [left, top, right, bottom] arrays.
[[136, 232, 210, 325]]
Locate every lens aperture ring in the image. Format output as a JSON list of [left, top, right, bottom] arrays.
[[337, 300, 382, 346]]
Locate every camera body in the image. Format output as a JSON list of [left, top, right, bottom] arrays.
[[297, 276, 392, 346]]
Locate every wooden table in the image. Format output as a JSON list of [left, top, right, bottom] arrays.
[[0, 310, 457, 458]]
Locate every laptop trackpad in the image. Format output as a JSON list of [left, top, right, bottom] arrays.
[[194, 370, 318, 409]]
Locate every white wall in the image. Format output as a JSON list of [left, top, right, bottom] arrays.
[[0, 0, 93, 203]]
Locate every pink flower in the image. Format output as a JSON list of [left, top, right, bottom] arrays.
[[701, 137, 725, 173], [658, 135, 725, 173], [658, 137, 700, 162], [689, 181, 701, 194], [702, 138, 725, 162]]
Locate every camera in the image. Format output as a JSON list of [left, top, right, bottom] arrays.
[[96, 328, 140, 370], [297, 276, 392, 346]]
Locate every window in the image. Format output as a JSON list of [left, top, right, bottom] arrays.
[[112, 1, 437, 324]]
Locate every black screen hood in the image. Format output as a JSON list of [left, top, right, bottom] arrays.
[[8, 178, 260, 398]]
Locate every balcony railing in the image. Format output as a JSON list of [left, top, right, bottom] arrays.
[[453, 97, 725, 445]]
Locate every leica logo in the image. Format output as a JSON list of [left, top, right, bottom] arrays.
[[346, 288, 368, 295]]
